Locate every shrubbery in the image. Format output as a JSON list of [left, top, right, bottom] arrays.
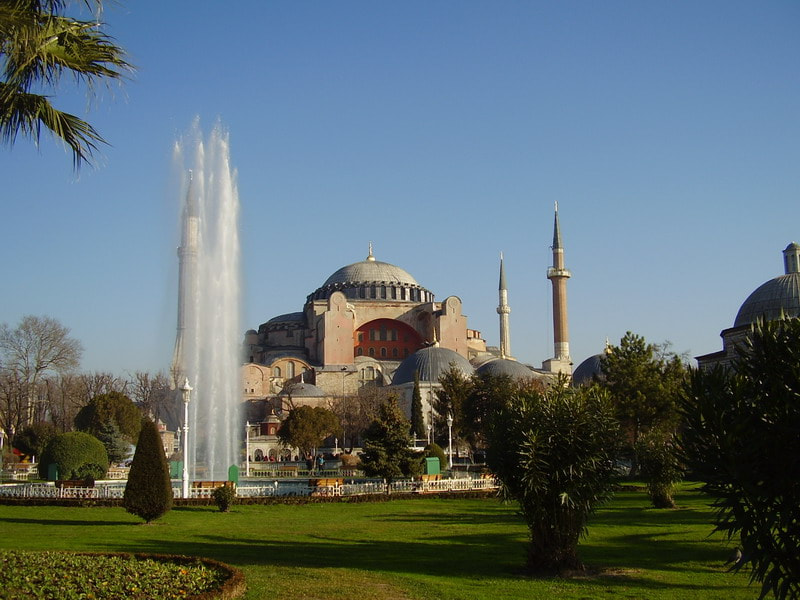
[[635, 428, 682, 508], [423, 443, 447, 471], [38, 431, 109, 480], [213, 485, 236, 512], [124, 419, 173, 523]]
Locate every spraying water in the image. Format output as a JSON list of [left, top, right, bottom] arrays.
[[172, 121, 242, 480]]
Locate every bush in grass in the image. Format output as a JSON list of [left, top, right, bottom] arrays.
[[361, 397, 421, 485], [213, 485, 236, 512], [486, 375, 620, 574], [680, 318, 800, 600], [339, 452, 361, 468], [635, 427, 682, 508], [423, 443, 447, 471], [124, 419, 172, 523], [38, 431, 109, 480]]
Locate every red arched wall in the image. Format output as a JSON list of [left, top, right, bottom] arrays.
[[354, 319, 423, 360]]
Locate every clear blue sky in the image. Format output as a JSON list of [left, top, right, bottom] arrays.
[[1, 1, 798, 374]]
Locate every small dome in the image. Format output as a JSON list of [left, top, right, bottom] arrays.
[[279, 381, 326, 398], [392, 346, 474, 385], [572, 354, 605, 387], [733, 273, 800, 327], [267, 312, 305, 326], [476, 358, 538, 380]]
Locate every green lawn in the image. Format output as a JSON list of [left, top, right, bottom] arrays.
[[0, 485, 756, 599]]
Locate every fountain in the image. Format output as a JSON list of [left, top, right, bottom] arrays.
[[172, 121, 242, 481]]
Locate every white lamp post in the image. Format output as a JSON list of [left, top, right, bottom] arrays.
[[180, 377, 192, 499], [446, 412, 454, 470], [245, 421, 250, 477]]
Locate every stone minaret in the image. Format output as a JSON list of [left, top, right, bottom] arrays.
[[171, 172, 199, 388], [542, 202, 572, 374], [497, 252, 512, 359]]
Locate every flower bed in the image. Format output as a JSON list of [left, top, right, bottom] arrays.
[[0, 550, 245, 599]]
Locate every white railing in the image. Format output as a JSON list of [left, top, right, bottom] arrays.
[[0, 477, 497, 500]]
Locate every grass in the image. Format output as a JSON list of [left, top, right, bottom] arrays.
[[0, 484, 755, 599]]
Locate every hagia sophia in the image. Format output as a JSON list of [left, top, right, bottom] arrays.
[[172, 182, 800, 461]]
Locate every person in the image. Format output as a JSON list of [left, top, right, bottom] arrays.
[[305, 455, 313, 472], [316, 454, 324, 471]]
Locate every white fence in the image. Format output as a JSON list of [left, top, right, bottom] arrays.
[[0, 476, 497, 500]]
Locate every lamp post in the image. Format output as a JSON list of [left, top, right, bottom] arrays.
[[340, 367, 348, 449], [180, 377, 192, 499], [245, 421, 250, 477], [446, 412, 454, 470]]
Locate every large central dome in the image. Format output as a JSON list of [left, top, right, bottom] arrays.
[[307, 247, 433, 304]]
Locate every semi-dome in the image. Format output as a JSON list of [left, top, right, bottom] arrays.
[[733, 243, 800, 328], [475, 358, 539, 380], [307, 246, 434, 304], [392, 345, 474, 385]]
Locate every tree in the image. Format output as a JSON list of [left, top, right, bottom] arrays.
[[38, 430, 108, 480], [485, 376, 620, 574], [94, 420, 130, 464], [129, 371, 176, 427], [124, 419, 173, 523], [0, 316, 82, 432], [410, 370, 425, 441], [0, 0, 132, 168], [680, 318, 800, 599], [74, 391, 142, 444], [635, 427, 682, 509], [277, 405, 339, 458], [432, 365, 472, 446], [12, 421, 57, 459], [361, 397, 420, 485], [599, 332, 687, 454]]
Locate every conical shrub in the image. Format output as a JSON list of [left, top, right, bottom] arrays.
[[124, 419, 173, 523]]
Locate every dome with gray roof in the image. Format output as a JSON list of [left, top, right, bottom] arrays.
[[733, 242, 800, 328], [572, 353, 605, 387], [392, 346, 474, 385], [307, 246, 434, 304], [475, 358, 538, 380], [278, 380, 326, 398]]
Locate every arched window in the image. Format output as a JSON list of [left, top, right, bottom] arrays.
[[287, 361, 295, 378], [357, 347, 363, 356], [254, 449, 264, 461], [369, 347, 375, 357], [392, 348, 398, 358], [380, 347, 387, 357], [273, 367, 281, 377]]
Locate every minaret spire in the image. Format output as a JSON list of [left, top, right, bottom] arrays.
[[171, 171, 199, 388], [497, 252, 511, 359], [543, 202, 572, 375]]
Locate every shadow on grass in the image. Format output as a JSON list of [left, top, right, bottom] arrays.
[[0, 516, 136, 527]]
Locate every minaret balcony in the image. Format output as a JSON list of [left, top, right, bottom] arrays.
[[547, 267, 572, 279]]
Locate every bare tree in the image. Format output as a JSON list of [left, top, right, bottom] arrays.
[[129, 371, 178, 429], [76, 371, 129, 406], [0, 316, 82, 431]]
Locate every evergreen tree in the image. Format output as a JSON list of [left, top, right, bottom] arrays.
[[75, 391, 142, 445], [124, 419, 172, 523], [410, 370, 425, 441], [361, 397, 420, 485], [95, 420, 130, 464]]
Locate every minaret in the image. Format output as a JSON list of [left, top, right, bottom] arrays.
[[543, 202, 572, 374], [171, 171, 199, 387], [497, 252, 512, 359]]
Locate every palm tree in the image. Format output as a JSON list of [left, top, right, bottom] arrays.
[[0, 0, 131, 169]]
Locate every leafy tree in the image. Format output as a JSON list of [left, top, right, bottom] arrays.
[[277, 405, 339, 458], [485, 375, 620, 574], [361, 397, 421, 484], [433, 365, 472, 445], [680, 318, 800, 599], [0, 315, 82, 431], [124, 419, 173, 523], [38, 430, 108, 480], [12, 421, 57, 459], [463, 371, 520, 449], [410, 370, 425, 440], [94, 420, 130, 464], [599, 332, 687, 454], [74, 391, 142, 444], [0, 0, 132, 168], [635, 427, 682, 509]]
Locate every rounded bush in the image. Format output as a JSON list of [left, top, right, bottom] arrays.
[[38, 432, 109, 480], [424, 443, 447, 470]]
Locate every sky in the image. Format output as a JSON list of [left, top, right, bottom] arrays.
[[1, 1, 799, 375]]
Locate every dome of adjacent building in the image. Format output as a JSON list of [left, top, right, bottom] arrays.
[[308, 247, 434, 304], [733, 243, 800, 328], [475, 358, 538, 380], [278, 381, 326, 398], [572, 353, 605, 387], [392, 345, 474, 385]]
